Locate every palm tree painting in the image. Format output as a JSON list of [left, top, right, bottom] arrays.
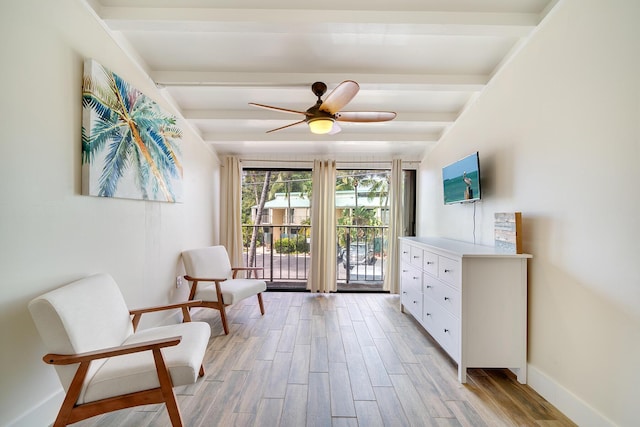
[[82, 59, 183, 202]]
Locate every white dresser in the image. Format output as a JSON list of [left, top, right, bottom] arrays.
[[399, 237, 532, 383]]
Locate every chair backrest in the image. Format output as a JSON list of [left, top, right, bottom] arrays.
[[182, 246, 233, 280], [28, 273, 134, 390]]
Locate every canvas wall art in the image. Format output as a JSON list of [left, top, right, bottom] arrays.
[[82, 59, 183, 202]]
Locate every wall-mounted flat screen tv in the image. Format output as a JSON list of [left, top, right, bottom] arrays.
[[442, 152, 481, 204]]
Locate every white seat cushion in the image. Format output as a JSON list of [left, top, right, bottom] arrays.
[[80, 321, 210, 404], [194, 278, 267, 305]]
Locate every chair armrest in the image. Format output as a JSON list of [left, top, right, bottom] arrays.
[[129, 300, 203, 316], [43, 336, 182, 365], [130, 300, 204, 330], [184, 275, 227, 282], [231, 267, 263, 279]]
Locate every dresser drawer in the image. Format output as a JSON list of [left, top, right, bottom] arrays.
[[424, 274, 460, 318], [400, 242, 411, 264], [422, 250, 438, 276], [409, 245, 423, 268], [438, 255, 460, 289], [423, 295, 460, 361], [401, 264, 423, 319], [433, 280, 460, 318]]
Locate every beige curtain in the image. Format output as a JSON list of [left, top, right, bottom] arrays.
[[307, 160, 337, 293], [383, 159, 404, 293], [220, 156, 244, 268]]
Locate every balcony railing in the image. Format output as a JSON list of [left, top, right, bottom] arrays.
[[241, 224, 388, 289]]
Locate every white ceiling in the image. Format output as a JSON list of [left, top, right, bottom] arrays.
[[87, 0, 558, 162]]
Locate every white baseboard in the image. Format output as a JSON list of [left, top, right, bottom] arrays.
[[527, 364, 617, 427], [7, 390, 63, 427]]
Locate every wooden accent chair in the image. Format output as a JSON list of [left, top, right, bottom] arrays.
[[182, 245, 267, 335], [28, 273, 211, 427]]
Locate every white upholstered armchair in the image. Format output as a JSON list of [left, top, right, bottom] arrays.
[[28, 273, 211, 427], [182, 245, 267, 335]]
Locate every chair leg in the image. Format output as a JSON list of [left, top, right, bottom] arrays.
[[152, 349, 183, 427], [257, 293, 265, 315], [199, 364, 205, 377], [53, 361, 91, 427], [219, 306, 230, 335]]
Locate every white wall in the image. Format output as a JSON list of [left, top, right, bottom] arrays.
[[0, 0, 220, 425], [417, 1, 639, 426]]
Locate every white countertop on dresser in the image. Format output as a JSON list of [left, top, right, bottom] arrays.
[[399, 237, 532, 259]]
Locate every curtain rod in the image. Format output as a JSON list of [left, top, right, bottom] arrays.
[[239, 159, 420, 165]]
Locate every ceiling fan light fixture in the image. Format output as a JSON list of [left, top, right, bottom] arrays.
[[308, 118, 335, 134]]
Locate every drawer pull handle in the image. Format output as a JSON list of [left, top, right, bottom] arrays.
[[426, 261, 434, 265], [402, 291, 407, 294], [413, 255, 419, 259], [426, 285, 432, 289], [402, 270, 408, 273], [413, 276, 419, 280], [444, 297, 450, 301], [402, 251, 408, 254], [444, 329, 449, 333], [426, 313, 431, 316], [444, 269, 452, 273]]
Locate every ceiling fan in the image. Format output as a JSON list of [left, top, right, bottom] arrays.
[[249, 80, 396, 135]]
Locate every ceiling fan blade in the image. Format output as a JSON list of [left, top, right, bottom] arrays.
[[335, 111, 397, 122], [329, 122, 342, 135], [265, 119, 306, 133], [249, 102, 310, 116], [320, 80, 359, 114]]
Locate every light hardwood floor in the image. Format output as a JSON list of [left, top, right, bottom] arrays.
[[75, 292, 576, 427]]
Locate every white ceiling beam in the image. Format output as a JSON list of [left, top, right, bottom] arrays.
[[202, 132, 440, 143], [101, 8, 538, 37], [154, 71, 487, 92]]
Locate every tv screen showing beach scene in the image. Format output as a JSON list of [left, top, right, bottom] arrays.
[[442, 152, 481, 204]]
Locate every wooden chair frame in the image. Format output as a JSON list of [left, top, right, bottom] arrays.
[[42, 300, 205, 427], [185, 267, 265, 335]]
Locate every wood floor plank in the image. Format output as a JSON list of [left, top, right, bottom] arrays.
[[363, 311, 387, 339], [389, 373, 438, 427], [373, 336, 407, 375], [329, 362, 356, 417], [289, 344, 311, 384], [196, 370, 248, 427], [373, 385, 412, 427], [254, 398, 283, 426], [340, 324, 362, 356], [346, 301, 364, 321], [306, 372, 332, 427], [384, 330, 421, 363], [281, 383, 308, 427], [295, 318, 312, 345], [277, 323, 298, 353], [354, 400, 385, 427], [345, 352, 376, 401], [352, 320, 375, 347], [402, 362, 453, 418], [234, 359, 272, 414], [310, 336, 329, 373], [263, 351, 293, 399], [331, 417, 359, 427], [232, 335, 262, 371], [311, 313, 327, 338], [361, 345, 393, 387], [255, 329, 282, 361], [326, 322, 346, 364], [444, 399, 491, 427]]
